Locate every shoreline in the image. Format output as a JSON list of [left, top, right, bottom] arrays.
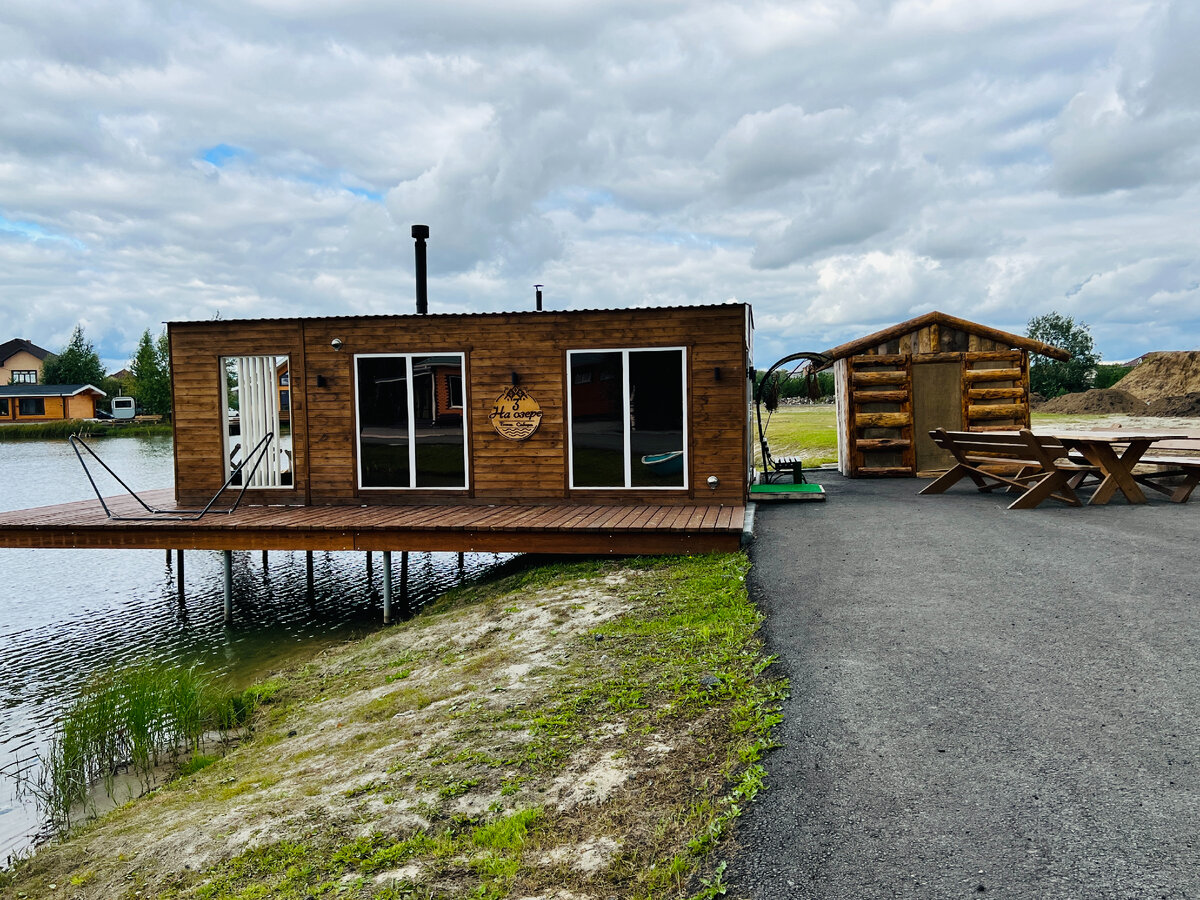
[[1, 553, 782, 899]]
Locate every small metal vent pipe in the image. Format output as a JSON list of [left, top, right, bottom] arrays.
[[534, 284, 543, 311], [412, 224, 429, 314]]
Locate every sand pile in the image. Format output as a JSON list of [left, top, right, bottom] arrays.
[[1116, 351, 1200, 402], [1039, 389, 1147, 415], [1145, 392, 1200, 417]]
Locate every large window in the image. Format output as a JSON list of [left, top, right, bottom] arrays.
[[0, 399, 8, 416], [356, 354, 468, 489], [18, 397, 45, 416], [568, 348, 687, 489], [11, 371, 36, 384]]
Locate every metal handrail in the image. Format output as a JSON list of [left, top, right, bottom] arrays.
[[69, 432, 276, 521]]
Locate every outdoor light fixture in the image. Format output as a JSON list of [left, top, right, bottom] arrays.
[[331, 338, 344, 351], [714, 366, 722, 380], [707, 475, 719, 490], [511, 371, 520, 386]]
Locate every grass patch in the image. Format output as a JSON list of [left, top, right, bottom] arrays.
[[8, 663, 259, 834], [755, 404, 838, 467], [0, 420, 173, 440], [3, 554, 785, 900]]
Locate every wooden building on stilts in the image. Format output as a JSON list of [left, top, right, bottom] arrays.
[[822, 311, 1069, 477], [0, 299, 755, 623]]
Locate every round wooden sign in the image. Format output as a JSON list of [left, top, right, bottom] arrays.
[[489, 386, 543, 441]]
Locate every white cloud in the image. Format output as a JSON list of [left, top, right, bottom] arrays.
[[0, 0, 1197, 370]]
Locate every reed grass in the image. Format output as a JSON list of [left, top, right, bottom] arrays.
[[26, 662, 256, 834], [0, 420, 172, 441]]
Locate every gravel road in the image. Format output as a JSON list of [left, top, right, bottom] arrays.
[[729, 473, 1200, 899]]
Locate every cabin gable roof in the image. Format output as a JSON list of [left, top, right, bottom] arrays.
[[820, 310, 1070, 362], [0, 384, 106, 398], [0, 338, 51, 366]]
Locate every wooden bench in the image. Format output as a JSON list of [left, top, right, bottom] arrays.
[[1131, 440, 1200, 503], [920, 428, 1091, 510]]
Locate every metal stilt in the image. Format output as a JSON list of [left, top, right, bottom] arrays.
[[382, 550, 393, 624], [401, 551, 410, 618], [262, 550, 268, 571], [306, 550, 314, 600], [222, 550, 233, 624], [176, 548, 185, 603]]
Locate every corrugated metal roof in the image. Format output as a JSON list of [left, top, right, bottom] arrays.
[[167, 301, 749, 327]]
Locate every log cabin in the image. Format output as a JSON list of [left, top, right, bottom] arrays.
[[0, 384, 106, 421], [823, 311, 1069, 477]]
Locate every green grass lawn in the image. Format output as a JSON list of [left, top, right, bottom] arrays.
[[754, 405, 1169, 472], [755, 404, 839, 467]]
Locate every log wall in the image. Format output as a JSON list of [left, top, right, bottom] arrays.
[[169, 305, 750, 507], [835, 324, 1034, 477]]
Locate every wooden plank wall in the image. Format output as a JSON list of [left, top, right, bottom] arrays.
[[170, 306, 750, 507]]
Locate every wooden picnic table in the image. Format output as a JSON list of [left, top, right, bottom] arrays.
[[1036, 430, 1189, 506]]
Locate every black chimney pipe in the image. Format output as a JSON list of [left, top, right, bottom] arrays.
[[412, 224, 429, 314], [534, 284, 543, 311]]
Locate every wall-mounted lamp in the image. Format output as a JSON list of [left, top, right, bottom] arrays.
[[713, 366, 722, 380], [331, 338, 344, 352], [707, 475, 720, 491], [316, 375, 328, 388], [511, 371, 520, 386]]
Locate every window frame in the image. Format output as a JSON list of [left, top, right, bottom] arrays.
[[17, 397, 45, 417], [354, 352, 470, 491], [0, 398, 8, 416], [566, 346, 689, 491], [11, 370, 36, 384]]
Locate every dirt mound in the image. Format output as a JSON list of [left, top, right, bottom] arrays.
[[1116, 351, 1200, 402], [1145, 392, 1200, 417], [1039, 389, 1147, 415]]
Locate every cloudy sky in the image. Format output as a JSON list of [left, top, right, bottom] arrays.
[[1, 0, 1197, 370]]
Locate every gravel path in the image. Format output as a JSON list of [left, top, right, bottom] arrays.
[[729, 473, 1200, 899]]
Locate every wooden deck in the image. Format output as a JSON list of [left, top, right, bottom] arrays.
[[0, 491, 745, 555]]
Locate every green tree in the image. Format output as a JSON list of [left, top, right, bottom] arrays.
[[129, 329, 173, 418], [41, 324, 106, 387], [1092, 364, 1132, 390], [1026, 312, 1099, 397]]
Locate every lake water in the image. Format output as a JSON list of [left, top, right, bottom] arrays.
[[0, 435, 514, 859]]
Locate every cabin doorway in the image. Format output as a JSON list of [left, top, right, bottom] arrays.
[[911, 361, 962, 472], [220, 354, 292, 488]]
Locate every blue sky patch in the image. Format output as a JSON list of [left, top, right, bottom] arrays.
[[201, 144, 251, 167], [0, 215, 85, 249]]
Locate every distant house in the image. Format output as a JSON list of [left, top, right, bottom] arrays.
[[0, 338, 51, 386], [0, 384, 106, 422]]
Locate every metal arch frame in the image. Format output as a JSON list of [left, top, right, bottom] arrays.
[[754, 351, 832, 480]]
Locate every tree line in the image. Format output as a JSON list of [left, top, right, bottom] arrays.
[[31, 324, 172, 418]]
